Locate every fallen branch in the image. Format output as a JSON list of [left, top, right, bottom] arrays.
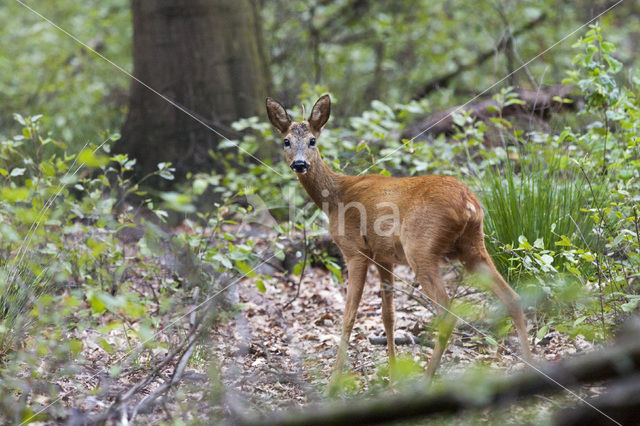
[[74, 288, 217, 425], [403, 85, 580, 140], [555, 373, 640, 425], [128, 330, 199, 422], [368, 334, 434, 347], [237, 319, 640, 426]]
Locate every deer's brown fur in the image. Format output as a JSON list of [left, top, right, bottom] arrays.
[[266, 95, 533, 383]]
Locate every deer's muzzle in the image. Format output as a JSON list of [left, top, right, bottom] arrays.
[[290, 160, 310, 174]]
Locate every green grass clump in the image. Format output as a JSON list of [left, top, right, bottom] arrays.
[[480, 155, 594, 283]]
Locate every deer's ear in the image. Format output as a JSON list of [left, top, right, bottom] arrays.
[[308, 94, 331, 132], [266, 97, 291, 134]]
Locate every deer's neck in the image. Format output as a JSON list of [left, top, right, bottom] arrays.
[[297, 158, 342, 211]]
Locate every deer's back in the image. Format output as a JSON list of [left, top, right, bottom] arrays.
[[329, 174, 484, 263]]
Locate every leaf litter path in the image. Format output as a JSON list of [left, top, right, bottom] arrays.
[[211, 262, 595, 412]]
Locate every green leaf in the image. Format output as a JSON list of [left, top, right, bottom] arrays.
[[601, 41, 616, 53], [40, 161, 56, 177], [109, 364, 121, 378], [9, 167, 25, 177], [86, 237, 107, 257], [124, 301, 146, 319], [518, 236, 532, 250], [88, 293, 106, 314], [536, 324, 550, 341], [555, 235, 573, 247], [235, 261, 257, 278], [193, 177, 209, 195], [539, 254, 554, 266], [605, 56, 622, 73], [325, 260, 343, 283], [138, 322, 155, 348], [533, 238, 544, 249], [573, 315, 587, 326], [504, 98, 526, 106], [484, 335, 498, 346], [621, 296, 640, 313], [160, 191, 195, 213], [21, 407, 48, 423], [98, 338, 114, 354], [78, 149, 109, 167], [68, 339, 83, 355], [1, 187, 29, 203]]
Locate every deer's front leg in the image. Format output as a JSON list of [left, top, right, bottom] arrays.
[[331, 257, 368, 380], [377, 263, 396, 363]]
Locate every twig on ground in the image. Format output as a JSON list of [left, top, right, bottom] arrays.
[[79, 288, 216, 424]]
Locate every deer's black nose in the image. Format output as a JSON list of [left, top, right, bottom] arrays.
[[290, 160, 310, 173]]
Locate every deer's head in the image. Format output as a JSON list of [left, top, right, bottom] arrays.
[[266, 95, 331, 175]]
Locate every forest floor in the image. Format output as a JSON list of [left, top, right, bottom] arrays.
[[211, 260, 597, 415], [50, 228, 599, 423]]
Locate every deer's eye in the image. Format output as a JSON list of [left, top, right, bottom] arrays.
[[283, 138, 291, 147], [309, 137, 316, 146]]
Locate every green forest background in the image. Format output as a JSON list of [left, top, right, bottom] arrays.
[[1, 0, 640, 424]]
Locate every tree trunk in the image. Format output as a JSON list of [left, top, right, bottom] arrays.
[[117, 0, 271, 183]]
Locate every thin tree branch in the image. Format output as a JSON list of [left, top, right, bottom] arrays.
[[412, 13, 547, 100]]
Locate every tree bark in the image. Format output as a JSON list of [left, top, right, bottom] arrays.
[[116, 0, 271, 183]]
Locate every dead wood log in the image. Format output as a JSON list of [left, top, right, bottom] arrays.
[[412, 13, 547, 100], [403, 85, 580, 141], [555, 373, 640, 426], [368, 334, 434, 347], [235, 318, 640, 426]]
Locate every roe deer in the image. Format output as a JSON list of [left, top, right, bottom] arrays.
[[266, 94, 533, 383]]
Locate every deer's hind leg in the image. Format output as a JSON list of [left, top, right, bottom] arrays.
[[413, 263, 457, 377], [457, 221, 533, 363], [403, 227, 459, 377]]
